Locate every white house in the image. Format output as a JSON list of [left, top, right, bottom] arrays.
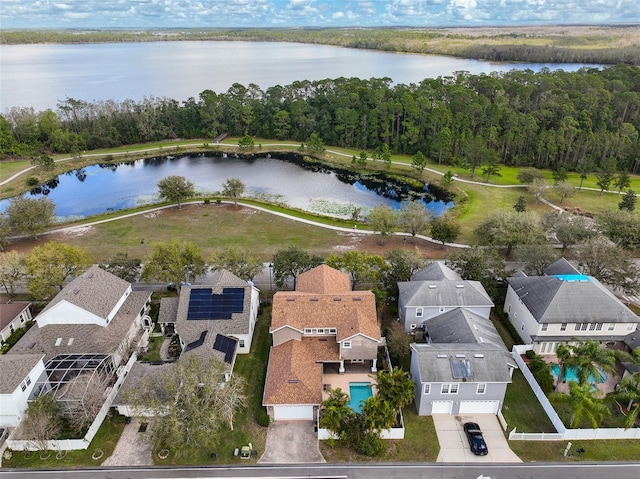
[[0, 300, 32, 346], [0, 354, 45, 427], [504, 271, 640, 355]]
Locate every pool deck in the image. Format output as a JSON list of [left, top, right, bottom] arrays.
[[545, 356, 618, 396], [322, 370, 378, 402]]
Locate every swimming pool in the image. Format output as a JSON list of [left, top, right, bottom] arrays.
[[551, 364, 606, 384], [348, 382, 373, 413]]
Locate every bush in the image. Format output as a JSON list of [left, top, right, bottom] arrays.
[[26, 176, 39, 186], [356, 434, 386, 457], [525, 349, 536, 360], [256, 408, 271, 427]]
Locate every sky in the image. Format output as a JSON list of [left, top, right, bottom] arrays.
[[1, 0, 638, 29]]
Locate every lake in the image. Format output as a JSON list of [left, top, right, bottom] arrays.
[[0, 41, 598, 112], [0, 154, 452, 221]]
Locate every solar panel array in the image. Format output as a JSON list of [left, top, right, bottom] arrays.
[[187, 287, 245, 320], [213, 334, 237, 363]]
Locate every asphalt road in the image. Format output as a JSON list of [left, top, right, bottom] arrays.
[[2, 463, 640, 479]]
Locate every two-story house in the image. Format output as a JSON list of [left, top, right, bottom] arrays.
[[398, 262, 494, 333], [0, 299, 32, 346], [0, 354, 45, 427], [504, 259, 640, 355], [263, 265, 381, 421]]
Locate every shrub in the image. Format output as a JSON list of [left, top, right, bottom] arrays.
[[525, 349, 536, 360], [256, 408, 271, 427], [26, 176, 39, 186], [356, 434, 386, 457]]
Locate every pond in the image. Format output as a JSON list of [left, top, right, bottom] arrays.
[[1, 154, 453, 222]]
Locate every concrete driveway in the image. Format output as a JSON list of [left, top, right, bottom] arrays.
[[433, 414, 521, 463], [102, 417, 154, 466], [258, 421, 325, 464]]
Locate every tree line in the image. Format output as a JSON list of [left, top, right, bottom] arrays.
[[2, 64, 640, 174]]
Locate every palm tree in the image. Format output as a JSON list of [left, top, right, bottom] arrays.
[[566, 339, 617, 385], [551, 381, 610, 428], [319, 388, 353, 434], [359, 395, 395, 433], [555, 343, 571, 390], [608, 374, 640, 429], [376, 366, 415, 410]]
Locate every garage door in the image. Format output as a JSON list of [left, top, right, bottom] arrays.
[[431, 400, 453, 414], [459, 400, 500, 414], [273, 405, 314, 420]]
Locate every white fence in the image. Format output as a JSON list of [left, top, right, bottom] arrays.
[[509, 347, 640, 440], [7, 352, 138, 452]]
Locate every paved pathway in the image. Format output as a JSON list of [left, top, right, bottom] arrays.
[[101, 418, 154, 466], [258, 421, 325, 464]]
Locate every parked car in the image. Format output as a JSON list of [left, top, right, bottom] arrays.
[[463, 422, 488, 456]]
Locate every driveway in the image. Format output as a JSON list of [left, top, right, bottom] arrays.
[[433, 414, 521, 463], [258, 421, 325, 464], [102, 417, 154, 466]]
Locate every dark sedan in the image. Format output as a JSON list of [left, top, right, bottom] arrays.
[[463, 422, 488, 456]]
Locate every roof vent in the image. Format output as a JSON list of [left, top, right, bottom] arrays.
[[353, 297, 361, 301], [310, 298, 319, 302], [73, 289, 80, 295], [333, 297, 342, 301], [474, 353, 485, 358], [456, 284, 464, 288], [437, 354, 447, 358], [87, 273, 94, 279], [428, 285, 437, 289], [286, 298, 295, 302], [288, 379, 299, 384], [455, 354, 465, 358]]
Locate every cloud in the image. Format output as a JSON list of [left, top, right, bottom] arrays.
[[1, 0, 638, 28]]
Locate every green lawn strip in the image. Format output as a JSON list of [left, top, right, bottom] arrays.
[[154, 305, 272, 465], [3, 413, 126, 468], [138, 335, 163, 362], [553, 188, 628, 214], [320, 407, 439, 462], [551, 400, 629, 429], [0, 160, 32, 182], [509, 437, 640, 462], [502, 369, 556, 434]]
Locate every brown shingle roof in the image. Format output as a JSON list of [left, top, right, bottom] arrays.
[[297, 264, 351, 294], [0, 302, 30, 331], [263, 338, 339, 405], [8, 291, 150, 361], [39, 265, 130, 320], [271, 292, 380, 342], [0, 354, 44, 394]]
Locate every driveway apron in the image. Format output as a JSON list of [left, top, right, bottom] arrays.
[[258, 421, 325, 464]]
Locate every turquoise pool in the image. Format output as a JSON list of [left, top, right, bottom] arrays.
[[348, 382, 373, 413], [551, 364, 606, 384]]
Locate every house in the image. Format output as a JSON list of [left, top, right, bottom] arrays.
[[0, 354, 45, 427], [0, 298, 32, 346], [398, 262, 494, 333], [410, 307, 515, 415], [263, 264, 382, 421], [174, 270, 260, 380], [504, 258, 640, 355]]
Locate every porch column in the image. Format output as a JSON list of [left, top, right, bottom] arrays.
[[371, 358, 377, 373], [339, 360, 345, 374]]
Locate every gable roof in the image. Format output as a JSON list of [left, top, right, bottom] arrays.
[[8, 291, 150, 361], [297, 264, 351, 294], [507, 275, 638, 324], [263, 338, 339, 406], [411, 262, 461, 281], [39, 265, 130, 320], [425, 308, 506, 349], [158, 297, 179, 324], [175, 270, 254, 361], [412, 343, 513, 384], [0, 302, 30, 331], [0, 354, 44, 394], [271, 291, 381, 342], [544, 257, 581, 276], [398, 280, 494, 309]]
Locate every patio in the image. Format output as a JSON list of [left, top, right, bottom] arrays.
[[541, 353, 619, 396], [321, 363, 378, 402]]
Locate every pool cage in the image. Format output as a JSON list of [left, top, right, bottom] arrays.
[[29, 353, 116, 416]]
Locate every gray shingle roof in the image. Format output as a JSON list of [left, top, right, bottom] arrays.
[[411, 262, 461, 281], [175, 270, 253, 363], [0, 354, 44, 393], [425, 308, 506, 349], [39, 265, 130, 320], [412, 343, 513, 383], [507, 275, 638, 324], [398, 280, 494, 308], [544, 257, 581, 276], [158, 297, 179, 324], [0, 302, 30, 330], [8, 291, 150, 361], [113, 361, 177, 405]]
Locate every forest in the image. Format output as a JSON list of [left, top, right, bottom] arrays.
[[1, 64, 640, 174]]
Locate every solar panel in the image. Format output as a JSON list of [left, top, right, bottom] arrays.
[[187, 287, 245, 320], [212, 334, 237, 363], [184, 330, 207, 353]]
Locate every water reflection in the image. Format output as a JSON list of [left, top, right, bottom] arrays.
[[3, 154, 453, 221]]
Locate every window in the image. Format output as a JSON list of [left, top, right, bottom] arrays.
[[439, 307, 446, 313], [521, 324, 525, 331], [329, 328, 337, 334], [239, 340, 245, 348], [560, 323, 567, 331], [588, 323, 596, 331], [595, 323, 603, 331], [9, 325, 15, 333], [575, 323, 588, 331], [343, 341, 352, 349], [608, 324, 615, 331], [416, 308, 424, 318], [441, 384, 459, 394], [477, 383, 486, 394], [316, 328, 325, 334], [423, 383, 430, 395], [20, 376, 30, 392], [541, 323, 548, 331], [410, 324, 417, 330], [304, 328, 312, 334]]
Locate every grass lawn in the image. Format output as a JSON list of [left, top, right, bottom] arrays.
[[502, 369, 557, 434], [153, 304, 272, 465], [138, 335, 163, 362], [320, 407, 439, 463], [3, 413, 126, 468], [509, 438, 640, 463]]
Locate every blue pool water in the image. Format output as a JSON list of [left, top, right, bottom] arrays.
[[348, 382, 373, 413], [551, 364, 606, 384], [552, 274, 591, 282]]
